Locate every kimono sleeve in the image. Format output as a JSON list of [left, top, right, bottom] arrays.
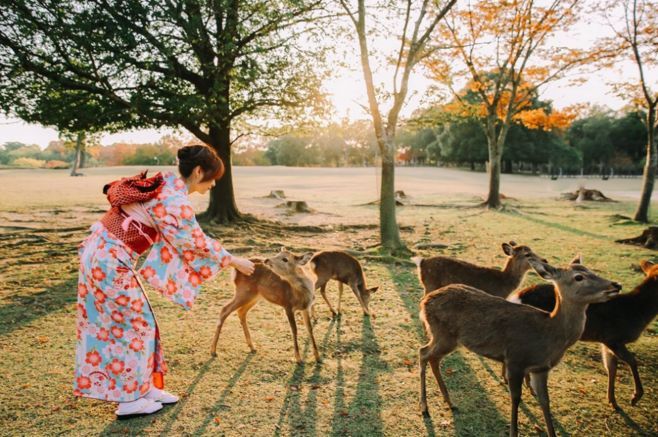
[[138, 188, 232, 309]]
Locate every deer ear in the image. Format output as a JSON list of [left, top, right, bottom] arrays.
[[502, 243, 514, 256], [280, 246, 287, 252], [639, 260, 655, 274], [528, 258, 556, 280], [570, 254, 582, 265], [509, 241, 517, 247], [297, 252, 314, 265], [368, 286, 379, 293]]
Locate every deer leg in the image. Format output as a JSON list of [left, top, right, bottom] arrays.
[[211, 290, 256, 356], [607, 343, 643, 406], [349, 280, 370, 316], [337, 282, 344, 315], [419, 337, 455, 415], [601, 344, 620, 409], [530, 371, 556, 437], [319, 283, 337, 317], [302, 309, 321, 362], [419, 344, 432, 416], [237, 298, 259, 352], [506, 366, 524, 437], [285, 307, 302, 364]]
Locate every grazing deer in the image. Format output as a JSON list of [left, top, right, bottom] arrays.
[[310, 251, 378, 317], [413, 241, 547, 297], [418, 256, 621, 437], [210, 249, 320, 363], [508, 259, 658, 409]]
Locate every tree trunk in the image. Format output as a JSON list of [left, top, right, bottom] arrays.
[[204, 125, 241, 224], [70, 132, 84, 176], [634, 107, 657, 222], [380, 140, 402, 251], [484, 130, 502, 208], [79, 140, 86, 169]]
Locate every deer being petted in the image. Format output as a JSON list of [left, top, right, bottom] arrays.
[[210, 248, 320, 363], [413, 241, 547, 297], [310, 251, 378, 317], [418, 256, 621, 437]]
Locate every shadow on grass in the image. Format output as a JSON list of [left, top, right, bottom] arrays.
[[155, 357, 215, 437], [330, 317, 387, 437], [191, 353, 256, 435], [273, 318, 336, 437], [615, 407, 654, 436], [0, 275, 77, 337], [386, 266, 508, 435], [500, 209, 610, 241]]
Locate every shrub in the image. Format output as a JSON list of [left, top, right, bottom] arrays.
[[45, 160, 70, 169], [12, 157, 46, 168]]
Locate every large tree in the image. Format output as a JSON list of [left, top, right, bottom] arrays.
[[426, 0, 590, 208], [0, 0, 328, 222], [338, 0, 456, 252], [599, 0, 657, 222]]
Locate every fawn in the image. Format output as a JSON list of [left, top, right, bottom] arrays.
[[508, 259, 658, 409], [210, 248, 320, 363], [418, 256, 621, 437], [413, 241, 547, 297], [310, 250, 378, 317]]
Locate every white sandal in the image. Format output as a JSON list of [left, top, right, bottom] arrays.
[[115, 398, 163, 420], [145, 387, 179, 405]]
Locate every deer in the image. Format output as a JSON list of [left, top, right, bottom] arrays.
[[412, 241, 548, 298], [210, 248, 320, 364], [310, 250, 378, 317], [507, 259, 658, 409], [418, 256, 621, 437]]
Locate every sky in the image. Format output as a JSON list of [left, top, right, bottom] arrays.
[[0, 4, 647, 149]]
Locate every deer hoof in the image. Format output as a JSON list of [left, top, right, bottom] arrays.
[[210, 351, 217, 358], [631, 392, 643, 406]]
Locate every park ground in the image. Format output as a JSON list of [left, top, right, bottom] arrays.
[[0, 166, 657, 436]]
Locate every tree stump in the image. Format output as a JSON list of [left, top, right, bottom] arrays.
[[616, 227, 658, 249], [267, 190, 286, 199], [280, 201, 312, 213], [561, 188, 614, 202]]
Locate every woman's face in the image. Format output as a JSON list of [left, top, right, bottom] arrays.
[[186, 166, 217, 194]]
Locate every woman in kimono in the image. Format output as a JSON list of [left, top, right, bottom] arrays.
[[73, 144, 254, 419]]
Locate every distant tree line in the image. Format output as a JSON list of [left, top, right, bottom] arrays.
[[397, 107, 647, 176], [1, 109, 647, 174]]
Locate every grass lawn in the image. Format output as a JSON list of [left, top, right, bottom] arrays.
[[0, 167, 657, 436]]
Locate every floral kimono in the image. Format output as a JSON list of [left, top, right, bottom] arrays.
[[74, 172, 232, 402]]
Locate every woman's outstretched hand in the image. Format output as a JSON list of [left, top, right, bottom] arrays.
[[230, 256, 255, 276]]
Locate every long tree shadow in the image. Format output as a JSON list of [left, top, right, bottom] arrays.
[[0, 275, 78, 337], [191, 353, 256, 435], [500, 209, 610, 241], [330, 316, 387, 436], [156, 357, 215, 436], [386, 266, 509, 435], [273, 318, 336, 437]]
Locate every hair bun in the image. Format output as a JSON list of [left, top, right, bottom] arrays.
[[177, 147, 194, 161]]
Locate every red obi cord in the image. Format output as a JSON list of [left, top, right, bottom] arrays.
[[100, 207, 159, 254]]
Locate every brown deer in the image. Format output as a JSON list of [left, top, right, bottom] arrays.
[[310, 251, 378, 317], [418, 256, 621, 437], [412, 241, 547, 297], [210, 248, 320, 363], [507, 259, 658, 409]]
